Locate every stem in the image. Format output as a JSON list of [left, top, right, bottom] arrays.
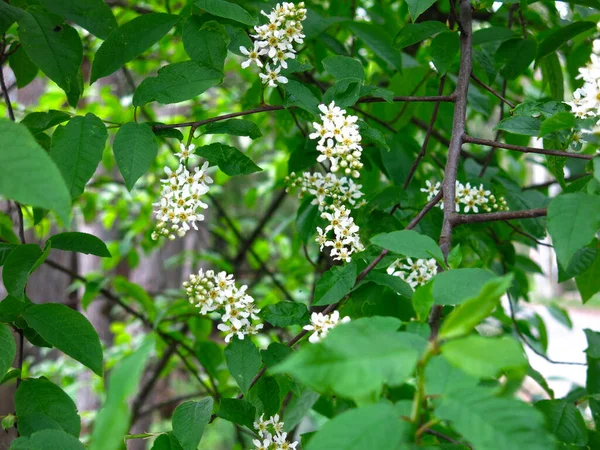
[[464, 135, 593, 160], [470, 73, 515, 109], [452, 208, 547, 225], [410, 343, 437, 423]]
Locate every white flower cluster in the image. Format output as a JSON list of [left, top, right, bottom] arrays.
[[387, 258, 438, 291], [253, 414, 298, 450], [152, 144, 213, 241], [303, 311, 350, 343], [316, 205, 364, 262], [567, 33, 600, 119], [241, 2, 307, 87], [285, 171, 365, 211], [421, 180, 508, 213], [183, 269, 263, 343], [309, 102, 364, 178]]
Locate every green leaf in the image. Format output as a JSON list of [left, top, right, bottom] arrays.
[[585, 329, 600, 359], [2, 244, 44, 297], [361, 272, 413, 299], [8, 46, 38, 89], [406, 0, 437, 21], [10, 429, 85, 450], [535, 400, 588, 445], [15, 378, 80, 437], [497, 38, 537, 80], [172, 399, 213, 450], [441, 335, 527, 378], [90, 13, 180, 84], [273, 317, 424, 402], [113, 122, 158, 191], [194, 341, 223, 380], [434, 386, 555, 450], [0, 295, 32, 323], [0, 243, 16, 267], [576, 251, 600, 302], [183, 18, 229, 70], [537, 21, 596, 60], [150, 433, 184, 450], [217, 398, 256, 429], [0, 1, 23, 35], [305, 403, 412, 450], [195, 143, 262, 176], [133, 61, 223, 106], [204, 119, 262, 139], [21, 110, 71, 136], [38, 0, 117, 39], [224, 337, 262, 395], [370, 230, 444, 263], [260, 302, 310, 327], [0, 324, 15, 378], [432, 268, 498, 305], [17, 9, 82, 98], [547, 193, 600, 268], [261, 343, 292, 368], [494, 116, 541, 136], [322, 55, 365, 80], [447, 244, 463, 269], [430, 32, 460, 75], [247, 376, 281, 417], [284, 80, 321, 115], [347, 22, 402, 72], [539, 112, 575, 137], [314, 261, 358, 306], [425, 356, 479, 396], [194, 0, 256, 26], [540, 53, 565, 101], [439, 274, 513, 340], [472, 26, 518, 45], [89, 338, 154, 450], [323, 78, 362, 108], [49, 113, 108, 198], [24, 303, 103, 375], [412, 281, 434, 322], [0, 120, 71, 223], [393, 21, 448, 49], [49, 232, 111, 257]]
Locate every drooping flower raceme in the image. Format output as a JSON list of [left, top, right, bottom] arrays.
[[241, 2, 307, 87], [317, 205, 364, 262], [253, 414, 298, 450], [152, 144, 213, 241], [303, 311, 350, 343], [567, 32, 600, 119], [183, 269, 263, 343], [387, 258, 438, 290], [421, 180, 508, 213], [309, 101, 364, 178]]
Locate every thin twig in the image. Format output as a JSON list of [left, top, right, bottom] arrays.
[[404, 76, 447, 189], [504, 221, 552, 247], [0, 37, 15, 121], [464, 135, 593, 160], [470, 73, 515, 109], [152, 96, 455, 130], [452, 208, 547, 225]]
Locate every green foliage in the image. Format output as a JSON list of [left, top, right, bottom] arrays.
[[113, 122, 158, 191], [195, 143, 262, 176], [171, 399, 213, 450], [23, 304, 103, 375], [371, 230, 444, 262], [203, 119, 262, 139], [48, 232, 111, 257], [10, 429, 85, 450], [0, 324, 15, 380], [224, 337, 262, 395], [260, 302, 310, 327], [0, 121, 70, 222], [313, 261, 357, 306]]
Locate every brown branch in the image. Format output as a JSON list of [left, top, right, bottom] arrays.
[[152, 96, 455, 130], [208, 194, 295, 302], [232, 190, 287, 266], [464, 135, 593, 160], [0, 37, 15, 121], [523, 173, 589, 190], [404, 76, 447, 189], [470, 73, 515, 109], [452, 208, 547, 226], [430, 0, 473, 340], [504, 221, 552, 247]]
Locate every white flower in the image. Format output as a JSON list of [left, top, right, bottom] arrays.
[[303, 310, 351, 343], [259, 64, 288, 87], [252, 414, 299, 450], [240, 44, 266, 68], [388, 258, 438, 291], [421, 179, 507, 214], [185, 269, 262, 341]]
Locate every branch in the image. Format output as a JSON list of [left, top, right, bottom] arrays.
[[0, 37, 15, 121], [404, 76, 447, 189], [430, 0, 473, 340], [209, 194, 295, 302], [452, 208, 547, 225], [152, 96, 455, 130], [231, 190, 287, 266], [464, 135, 593, 160], [470, 73, 515, 109], [524, 173, 589, 190]]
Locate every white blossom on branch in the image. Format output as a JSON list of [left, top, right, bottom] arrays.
[[303, 311, 350, 343], [421, 180, 508, 213], [252, 414, 299, 450]]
